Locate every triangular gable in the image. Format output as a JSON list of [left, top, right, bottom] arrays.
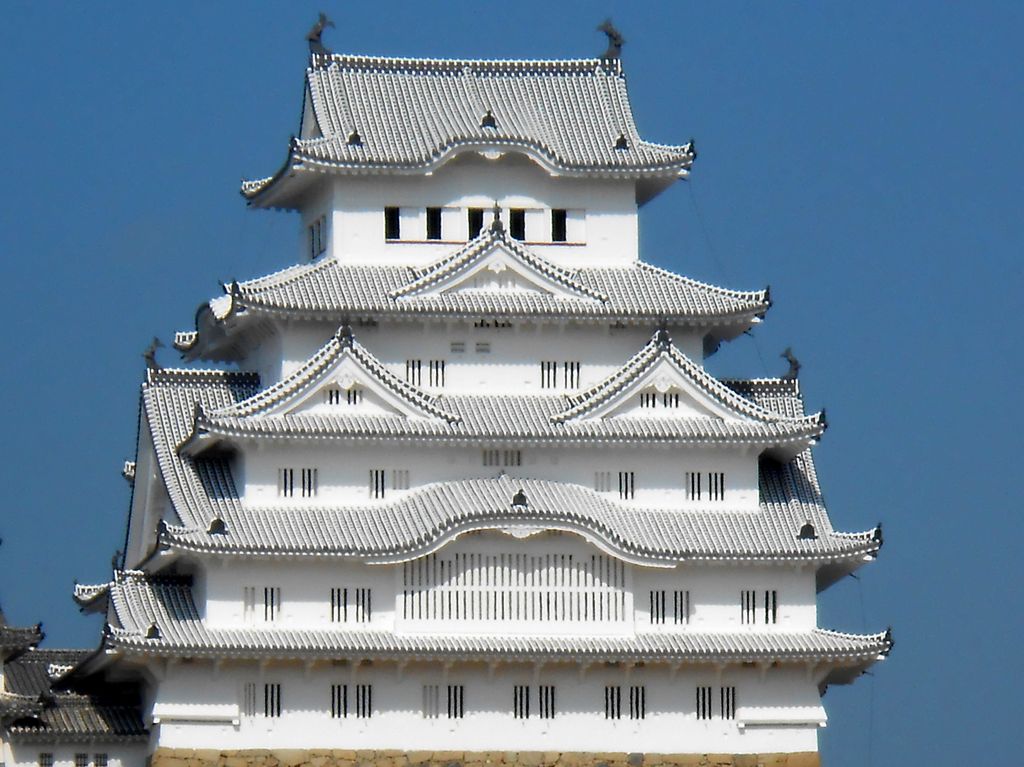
[[553, 330, 810, 425], [392, 224, 607, 303], [206, 326, 460, 424]]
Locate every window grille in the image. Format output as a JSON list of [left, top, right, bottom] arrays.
[[392, 469, 410, 490], [696, 686, 713, 720], [326, 388, 342, 405], [427, 207, 443, 240], [673, 589, 691, 625], [355, 587, 372, 622], [264, 587, 280, 622], [422, 684, 441, 719], [483, 449, 521, 467], [628, 686, 646, 720], [563, 361, 581, 388], [662, 392, 679, 408], [764, 590, 778, 624], [242, 682, 258, 717], [604, 686, 622, 719], [330, 587, 347, 623], [686, 471, 701, 500], [384, 207, 401, 240], [551, 209, 568, 242], [308, 215, 327, 259], [721, 686, 737, 719], [331, 684, 348, 718], [709, 472, 725, 501], [540, 361, 558, 389], [94, 756, 108, 767], [355, 684, 372, 718], [429, 359, 446, 387], [650, 590, 667, 624], [75, 755, 89, 767], [406, 359, 422, 386], [468, 208, 484, 239], [618, 471, 635, 500], [513, 685, 530, 719], [278, 468, 295, 497], [447, 685, 465, 719], [538, 685, 556, 719], [594, 471, 613, 493], [401, 552, 627, 623], [243, 587, 280, 624], [640, 392, 657, 408], [301, 468, 317, 498], [38, 755, 53, 767], [741, 590, 757, 624], [264, 683, 282, 718], [369, 469, 386, 499]]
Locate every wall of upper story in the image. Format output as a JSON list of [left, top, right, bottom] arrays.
[[143, 659, 824, 754], [297, 152, 640, 269], [237, 442, 760, 512], [190, 533, 817, 632], [4, 742, 148, 767], [249, 319, 704, 391], [125, 418, 171, 569]]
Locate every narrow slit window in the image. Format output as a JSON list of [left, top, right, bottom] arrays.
[[540, 361, 558, 389], [649, 589, 666, 624], [446, 684, 465, 719], [551, 209, 568, 242], [429, 359, 446, 387], [604, 685, 622, 719], [355, 684, 373, 718], [538, 685, 556, 719], [384, 207, 401, 240], [563, 361, 581, 388], [618, 471, 635, 500], [300, 468, 317, 498], [628, 685, 646, 720], [509, 208, 526, 240], [278, 468, 295, 498], [426, 207, 443, 240], [673, 589, 691, 625], [405, 359, 422, 386], [696, 686, 713, 720], [741, 590, 757, 625], [264, 683, 282, 718], [513, 684, 531, 719], [468, 207, 485, 239], [330, 587, 348, 623], [764, 590, 778, 624], [721, 686, 737, 719], [369, 469, 386, 499]]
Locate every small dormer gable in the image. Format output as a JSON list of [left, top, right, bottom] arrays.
[[553, 330, 810, 426], [393, 216, 607, 304], [202, 326, 460, 425]]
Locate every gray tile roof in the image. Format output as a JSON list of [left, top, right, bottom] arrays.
[[1, 650, 147, 744], [138, 365, 878, 570], [0, 612, 42, 657], [243, 55, 695, 203], [177, 248, 769, 360], [102, 572, 891, 672], [187, 328, 824, 455]]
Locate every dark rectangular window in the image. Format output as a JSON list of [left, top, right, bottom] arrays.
[[650, 589, 666, 624], [513, 684, 530, 719], [427, 207, 443, 240], [618, 471, 635, 500], [468, 208, 484, 238], [331, 684, 348, 718], [355, 684, 373, 718], [510, 208, 526, 240], [721, 686, 737, 719], [75, 755, 88, 767], [696, 686, 713, 720], [764, 590, 778, 624], [385, 207, 401, 240], [38, 755, 53, 767], [94, 757, 108, 767], [264, 683, 282, 718], [447, 684, 465, 719], [538, 685, 556, 719], [406, 358, 422, 386], [629, 685, 646, 720], [604, 685, 622, 719], [741, 590, 757, 624], [551, 209, 567, 242]]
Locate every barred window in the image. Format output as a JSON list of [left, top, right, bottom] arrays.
[[540, 361, 558, 389], [618, 471, 635, 500], [75, 755, 89, 767], [308, 214, 327, 259], [38, 755, 53, 767], [243, 586, 280, 623], [94, 756, 108, 767], [741, 590, 757, 625], [483, 449, 522, 467], [279, 468, 317, 498], [649, 589, 690, 625], [330, 683, 370, 718], [686, 472, 725, 501], [331, 684, 348, 718], [355, 684, 373, 718], [628, 685, 646, 720], [563, 361, 581, 388], [406, 359, 422, 386], [764, 590, 778, 624], [330, 587, 371, 623], [242, 682, 258, 717], [696, 685, 713, 720], [447, 684, 465, 719], [604, 685, 622, 719], [392, 469, 410, 490], [513, 685, 530, 719], [369, 469, 386, 499], [538, 685, 556, 719], [595, 471, 613, 493], [429, 359, 446, 387], [721, 686, 737, 720], [264, 683, 282, 718]]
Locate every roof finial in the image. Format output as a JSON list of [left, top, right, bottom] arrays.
[[597, 19, 625, 60], [781, 347, 801, 380], [490, 202, 505, 235], [143, 337, 164, 371], [512, 489, 528, 508], [654, 320, 671, 348], [336, 324, 355, 347], [307, 12, 335, 56]]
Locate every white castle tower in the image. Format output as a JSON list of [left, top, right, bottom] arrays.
[[4, 24, 889, 767]]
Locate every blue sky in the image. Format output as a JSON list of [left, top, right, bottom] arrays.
[[0, 2, 1021, 764]]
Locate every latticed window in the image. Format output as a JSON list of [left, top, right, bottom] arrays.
[[604, 685, 622, 719], [401, 552, 627, 623], [355, 684, 373, 718], [446, 685, 465, 719], [720, 686, 737, 719], [264, 683, 282, 718], [696, 686, 713, 720], [618, 471, 635, 500], [406, 359, 422, 386], [513, 685, 530, 719], [38, 756, 53, 767], [650, 589, 691, 625], [628, 685, 646, 720], [538, 685, 556, 719], [428, 359, 446, 387]]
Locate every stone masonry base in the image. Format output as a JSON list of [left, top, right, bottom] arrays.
[[150, 749, 821, 767]]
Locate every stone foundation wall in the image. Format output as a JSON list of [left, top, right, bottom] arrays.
[[150, 749, 820, 767]]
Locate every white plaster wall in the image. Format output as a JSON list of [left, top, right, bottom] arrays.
[[148, 661, 823, 754], [314, 153, 638, 268], [195, 534, 816, 633], [5, 743, 148, 767], [239, 442, 760, 511]]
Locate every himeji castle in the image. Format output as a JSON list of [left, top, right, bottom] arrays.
[[1, 21, 890, 767]]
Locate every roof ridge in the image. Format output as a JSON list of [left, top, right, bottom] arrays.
[[310, 53, 621, 76], [635, 261, 768, 301]]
